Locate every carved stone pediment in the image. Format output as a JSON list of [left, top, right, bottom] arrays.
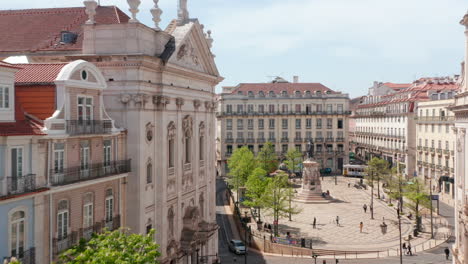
[[153, 95, 170, 109]]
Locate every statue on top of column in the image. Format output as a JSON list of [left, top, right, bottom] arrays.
[[178, 0, 189, 25], [307, 139, 314, 160]]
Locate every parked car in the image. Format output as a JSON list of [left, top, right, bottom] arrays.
[[228, 239, 247, 255]]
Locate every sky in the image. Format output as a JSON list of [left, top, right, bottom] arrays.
[[2, 0, 467, 97]]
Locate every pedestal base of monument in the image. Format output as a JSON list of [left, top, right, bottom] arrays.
[[294, 190, 331, 204]]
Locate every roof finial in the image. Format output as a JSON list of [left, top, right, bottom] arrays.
[[151, 0, 163, 30], [127, 0, 141, 23], [83, 0, 98, 24], [206, 30, 213, 49], [177, 0, 189, 25]]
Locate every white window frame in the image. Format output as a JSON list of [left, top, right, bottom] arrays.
[[80, 144, 90, 177], [83, 201, 94, 229], [77, 96, 93, 122], [10, 147, 23, 178], [105, 190, 114, 223], [54, 148, 64, 174], [57, 201, 69, 241], [9, 208, 27, 258], [0, 86, 10, 109], [103, 141, 112, 167]]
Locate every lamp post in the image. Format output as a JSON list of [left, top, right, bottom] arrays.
[[397, 205, 403, 264], [370, 170, 374, 220], [312, 253, 318, 264], [429, 175, 434, 239]]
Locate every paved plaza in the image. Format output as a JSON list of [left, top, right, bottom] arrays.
[[259, 176, 450, 252]]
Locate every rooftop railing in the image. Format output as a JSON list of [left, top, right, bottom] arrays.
[[66, 120, 112, 136]]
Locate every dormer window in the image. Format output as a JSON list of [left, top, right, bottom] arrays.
[[295, 91, 301, 97], [305, 90, 311, 97], [281, 91, 287, 97], [60, 31, 78, 44], [0, 86, 10, 109], [326, 91, 331, 94], [316, 91, 322, 96], [269, 91, 275, 97], [247, 91, 254, 97], [237, 91, 243, 95], [258, 91, 265, 97], [81, 70, 88, 81]]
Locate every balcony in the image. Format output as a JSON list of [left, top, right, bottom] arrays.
[[225, 138, 234, 143], [4, 247, 35, 264], [294, 138, 303, 143], [423, 147, 429, 152], [436, 148, 442, 154], [444, 166, 450, 172], [246, 138, 255, 143], [443, 149, 450, 155], [236, 138, 245, 143], [66, 120, 112, 136], [53, 215, 120, 256], [257, 138, 266, 143], [430, 147, 435, 153], [217, 111, 352, 117], [336, 137, 345, 142], [315, 137, 324, 143], [50, 160, 131, 186], [415, 116, 455, 122], [430, 164, 435, 169], [225, 152, 232, 157], [267, 138, 276, 142], [436, 165, 442, 170], [3, 174, 43, 198], [281, 138, 289, 143], [325, 137, 334, 142], [417, 146, 423, 151], [417, 160, 422, 166]]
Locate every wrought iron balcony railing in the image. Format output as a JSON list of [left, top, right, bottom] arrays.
[[443, 149, 450, 155], [336, 137, 345, 142], [225, 138, 234, 143], [4, 174, 43, 198], [325, 137, 334, 142], [246, 138, 255, 143], [4, 247, 35, 264], [235, 138, 245, 143], [257, 138, 266, 143], [66, 120, 112, 136], [49, 160, 130, 186], [281, 138, 289, 143], [315, 137, 324, 143], [294, 138, 303, 143]]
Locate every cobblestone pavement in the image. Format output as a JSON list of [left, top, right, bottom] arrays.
[[260, 176, 449, 251]]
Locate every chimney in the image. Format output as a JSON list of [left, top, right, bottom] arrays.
[[293, 76, 299, 83]]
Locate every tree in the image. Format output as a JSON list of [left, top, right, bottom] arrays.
[[262, 172, 301, 236], [256, 142, 278, 174], [404, 178, 431, 231], [60, 229, 161, 263], [227, 147, 256, 203], [243, 167, 270, 223], [284, 149, 303, 177], [365, 157, 389, 219]]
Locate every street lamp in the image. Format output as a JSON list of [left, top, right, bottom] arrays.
[[312, 253, 318, 264], [397, 205, 403, 264]]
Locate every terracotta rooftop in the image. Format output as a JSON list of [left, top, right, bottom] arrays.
[[0, 6, 129, 53], [14, 63, 66, 84], [382, 82, 411, 89], [0, 61, 22, 69], [229, 83, 338, 95]]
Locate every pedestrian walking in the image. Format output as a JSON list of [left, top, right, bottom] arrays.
[[407, 243, 412, 256], [363, 204, 367, 213], [336, 216, 340, 226], [313, 217, 317, 229], [444, 247, 450, 260], [359, 222, 363, 233], [348, 183, 351, 188], [335, 259, 339, 264], [322, 260, 326, 264], [370, 204, 373, 214]]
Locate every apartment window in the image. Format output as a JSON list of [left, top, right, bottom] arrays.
[[326, 104, 332, 112], [226, 132, 232, 139], [258, 132, 264, 139], [425, 139, 428, 147], [282, 104, 288, 113], [295, 104, 301, 113], [0, 86, 10, 109], [326, 131, 333, 139], [316, 145, 323, 153], [248, 132, 254, 139], [337, 104, 343, 113], [168, 137, 175, 168], [438, 140, 442, 149], [54, 143, 65, 174], [269, 104, 275, 113], [425, 124, 428, 132], [306, 119, 312, 129], [446, 125, 449, 133], [105, 189, 114, 223], [282, 119, 288, 129], [247, 104, 254, 113], [146, 161, 153, 184], [281, 91, 288, 97], [146, 222, 153, 235], [306, 131, 312, 140], [295, 144, 301, 151], [269, 119, 275, 129], [258, 105, 265, 113], [83, 193, 94, 229], [316, 118, 322, 129], [269, 131, 275, 140], [227, 145, 233, 154], [199, 135, 204, 161], [226, 105, 232, 113], [237, 132, 244, 139], [295, 119, 301, 129], [258, 119, 264, 129], [316, 131, 323, 138], [11, 147, 23, 178], [419, 138, 422, 146], [337, 131, 343, 139], [327, 118, 333, 129], [237, 119, 243, 130], [445, 141, 449, 150], [236, 104, 243, 113], [9, 210, 25, 257], [431, 124, 434, 133], [269, 91, 275, 97], [80, 141, 90, 176], [306, 104, 312, 114], [103, 140, 112, 167], [259, 91, 265, 97], [226, 119, 232, 130], [337, 119, 343, 129], [78, 97, 93, 122], [282, 131, 288, 139], [247, 119, 254, 130], [248, 145, 254, 152], [316, 105, 322, 112], [282, 144, 288, 153], [248, 91, 254, 97], [56, 200, 71, 242], [431, 140, 435, 148], [295, 131, 301, 139]]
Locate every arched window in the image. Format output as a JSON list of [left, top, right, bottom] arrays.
[[105, 189, 114, 223], [168, 122, 176, 168], [268, 91, 275, 97], [258, 91, 265, 97], [247, 91, 254, 97], [183, 116, 193, 164], [83, 193, 94, 230], [10, 210, 25, 257], [281, 91, 287, 97], [295, 91, 301, 97], [199, 122, 205, 162], [146, 161, 153, 184], [57, 200, 69, 241], [199, 193, 205, 218], [305, 90, 311, 97], [168, 207, 175, 238]]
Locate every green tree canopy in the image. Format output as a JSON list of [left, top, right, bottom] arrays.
[[404, 178, 431, 230], [256, 142, 278, 174], [60, 229, 161, 264], [243, 167, 270, 222], [227, 146, 256, 189], [284, 149, 303, 175]]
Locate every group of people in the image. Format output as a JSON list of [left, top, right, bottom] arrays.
[[362, 203, 373, 214]]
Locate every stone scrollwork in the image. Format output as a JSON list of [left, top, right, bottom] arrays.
[[120, 93, 132, 104], [457, 128, 466, 153], [199, 121, 205, 136], [153, 95, 170, 109], [182, 115, 193, 137], [167, 121, 176, 140], [120, 93, 149, 108], [193, 99, 201, 110], [176, 97, 185, 109]]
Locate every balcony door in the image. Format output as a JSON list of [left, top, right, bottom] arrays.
[[10, 147, 23, 192], [10, 211, 25, 258], [80, 142, 90, 178], [78, 97, 93, 134]]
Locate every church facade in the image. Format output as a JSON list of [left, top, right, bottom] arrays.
[[0, 1, 222, 263]]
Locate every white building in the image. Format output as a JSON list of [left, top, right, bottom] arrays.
[[451, 10, 468, 264], [217, 77, 350, 176], [0, 1, 222, 263]]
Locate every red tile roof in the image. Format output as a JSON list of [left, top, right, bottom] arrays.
[[0, 101, 45, 136], [382, 82, 411, 89], [16, 85, 56, 120], [229, 83, 338, 95], [0, 6, 129, 53], [14, 63, 66, 83], [0, 61, 22, 69]]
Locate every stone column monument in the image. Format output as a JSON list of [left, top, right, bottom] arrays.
[[295, 140, 329, 203]]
